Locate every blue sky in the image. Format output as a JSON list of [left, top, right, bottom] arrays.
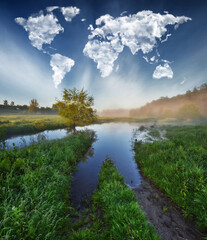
[[0, 0, 207, 110]]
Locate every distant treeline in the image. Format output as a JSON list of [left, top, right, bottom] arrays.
[[0, 99, 57, 115], [130, 83, 207, 120]]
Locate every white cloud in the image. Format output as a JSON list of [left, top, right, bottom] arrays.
[[120, 11, 127, 16], [46, 6, 59, 12], [161, 33, 172, 43], [84, 11, 191, 77], [83, 40, 123, 77], [143, 55, 156, 64], [153, 63, 173, 79], [181, 77, 186, 85], [50, 53, 75, 88], [15, 13, 63, 50], [150, 56, 155, 62], [61, 6, 80, 22], [81, 18, 86, 22]]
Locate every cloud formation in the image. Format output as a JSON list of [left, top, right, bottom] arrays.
[[61, 7, 80, 22], [84, 11, 191, 77], [46, 6, 59, 12], [153, 63, 173, 79], [15, 13, 64, 50], [50, 53, 75, 88]]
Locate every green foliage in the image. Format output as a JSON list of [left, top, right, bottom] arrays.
[[130, 83, 207, 119], [0, 131, 94, 239], [28, 99, 39, 113], [0, 115, 67, 140], [71, 160, 160, 240], [55, 88, 97, 130], [134, 125, 207, 231]]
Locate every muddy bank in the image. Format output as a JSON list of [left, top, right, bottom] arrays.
[[133, 176, 204, 240]]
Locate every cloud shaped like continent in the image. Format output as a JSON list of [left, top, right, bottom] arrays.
[[153, 63, 173, 79], [61, 7, 80, 22], [50, 53, 75, 88], [83, 10, 191, 77], [15, 13, 63, 50]]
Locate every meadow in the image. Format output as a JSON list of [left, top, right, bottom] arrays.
[[134, 125, 207, 232], [0, 115, 67, 140], [0, 130, 94, 239]]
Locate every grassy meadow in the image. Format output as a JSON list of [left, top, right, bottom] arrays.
[[134, 125, 207, 232], [0, 115, 67, 140], [0, 130, 94, 239]]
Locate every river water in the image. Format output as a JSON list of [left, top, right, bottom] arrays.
[[4, 122, 154, 205]]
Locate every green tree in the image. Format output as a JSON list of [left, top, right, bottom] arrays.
[[3, 100, 8, 106], [10, 101, 15, 107], [29, 99, 39, 113], [55, 88, 97, 131]]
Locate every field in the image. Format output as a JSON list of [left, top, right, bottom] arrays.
[[0, 115, 67, 140], [134, 125, 207, 232], [0, 130, 94, 239]]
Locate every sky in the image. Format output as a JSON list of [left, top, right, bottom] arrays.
[[0, 0, 207, 110]]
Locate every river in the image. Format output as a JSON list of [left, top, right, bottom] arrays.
[[4, 122, 155, 205]]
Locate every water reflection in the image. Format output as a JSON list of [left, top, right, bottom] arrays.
[[71, 123, 145, 206]]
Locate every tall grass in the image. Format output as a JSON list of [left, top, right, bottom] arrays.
[[0, 115, 67, 140], [0, 130, 94, 239], [71, 159, 160, 240], [134, 125, 207, 232]]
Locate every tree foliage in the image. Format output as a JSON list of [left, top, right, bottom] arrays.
[[3, 100, 8, 106], [55, 88, 97, 130], [28, 99, 39, 113]]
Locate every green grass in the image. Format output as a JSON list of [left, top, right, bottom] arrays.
[[0, 130, 94, 239], [134, 125, 207, 232], [70, 159, 160, 240], [0, 115, 67, 140]]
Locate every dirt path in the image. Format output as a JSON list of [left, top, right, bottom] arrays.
[[133, 176, 204, 240]]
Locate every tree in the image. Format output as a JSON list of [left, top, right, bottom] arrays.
[[3, 100, 8, 106], [55, 88, 97, 131], [29, 99, 39, 113], [10, 101, 15, 107]]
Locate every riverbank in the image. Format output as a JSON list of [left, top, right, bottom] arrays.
[[133, 175, 203, 240], [0, 115, 67, 140], [0, 130, 94, 239], [70, 159, 160, 239], [134, 125, 207, 236]]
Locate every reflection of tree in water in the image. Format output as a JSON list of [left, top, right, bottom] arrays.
[[19, 133, 47, 148], [81, 129, 97, 163], [82, 146, 95, 163]]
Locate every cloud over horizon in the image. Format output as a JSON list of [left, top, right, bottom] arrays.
[[83, 11, 191, 78], [50, 53, 75, 88]]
